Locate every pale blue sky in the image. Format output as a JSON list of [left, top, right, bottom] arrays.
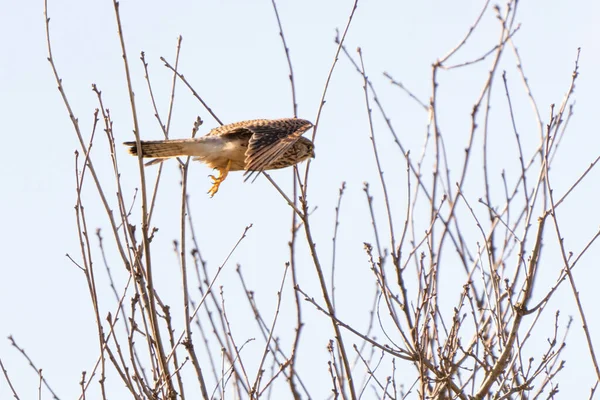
[[1, 1, 599, 398]]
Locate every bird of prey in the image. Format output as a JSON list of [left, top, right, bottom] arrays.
[[124, 118, 315, 196]]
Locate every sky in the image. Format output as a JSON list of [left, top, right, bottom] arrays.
[[1, 0, 600, 398]]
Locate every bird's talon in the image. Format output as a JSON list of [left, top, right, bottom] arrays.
[[207, 178, 223, 197], [206, 161, 231, 197]]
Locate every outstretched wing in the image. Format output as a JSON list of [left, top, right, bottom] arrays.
[[243, 120, 312, 181]]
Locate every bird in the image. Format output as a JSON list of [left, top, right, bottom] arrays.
[[124, 118, 315, 196]]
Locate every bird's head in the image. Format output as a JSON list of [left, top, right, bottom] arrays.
[[296, 118, 314, 156], [296, 137, 315, 161], [290, 119, 315, 160]]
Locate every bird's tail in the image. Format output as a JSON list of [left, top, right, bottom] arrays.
[[124, 139, 205, 159]]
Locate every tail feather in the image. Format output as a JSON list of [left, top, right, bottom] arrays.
[[124, 139, 201, 158]]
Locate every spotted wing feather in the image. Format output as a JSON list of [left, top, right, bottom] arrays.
[[243, 124, 305, 181]]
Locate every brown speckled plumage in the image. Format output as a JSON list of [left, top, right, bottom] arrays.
[[124, 118, 314, 196]]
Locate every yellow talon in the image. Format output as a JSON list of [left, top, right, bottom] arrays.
[[207, 160, 231, 197]]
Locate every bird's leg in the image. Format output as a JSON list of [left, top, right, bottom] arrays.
[[207, 159, 232, 197]]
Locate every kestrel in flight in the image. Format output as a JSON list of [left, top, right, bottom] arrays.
[[124, 118, 315, 196]]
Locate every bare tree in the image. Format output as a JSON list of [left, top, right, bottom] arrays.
[[2, 0, 598, 399]]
